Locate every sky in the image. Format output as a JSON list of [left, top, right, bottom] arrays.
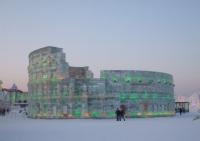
[[0, 0, 200, 96]]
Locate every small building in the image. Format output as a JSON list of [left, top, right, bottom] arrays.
[[175, 102, 190, 113], [2, 84, 28, 108], [0, 80, 10, 111]]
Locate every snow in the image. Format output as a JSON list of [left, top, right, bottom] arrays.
[[0, 113, 200, 141]]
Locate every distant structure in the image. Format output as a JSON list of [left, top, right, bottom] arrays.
[[7, 84, 28, 107], [28, 46, 175, 119], [188, 93, 200, 112], [1, 81, 28, 110], [0, 80, 9, 109], [175, 95, 190, 113], [175, 94, 200, 113]]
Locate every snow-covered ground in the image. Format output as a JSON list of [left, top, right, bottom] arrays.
[[0, 112, 200, 141]]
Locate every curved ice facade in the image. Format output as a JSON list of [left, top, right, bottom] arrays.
[[100, 70, 175, 117], [28, 46, 175, 118]]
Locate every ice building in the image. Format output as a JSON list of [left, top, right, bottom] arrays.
[[28, 46, 175, 118]]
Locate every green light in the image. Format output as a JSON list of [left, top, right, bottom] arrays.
[[107, 111, 115, 117], [142, 91, 148, 99], [129, 93, 138, 101], [133, 76, 143, 83], [91, 111, 99, 117], [124, 75, 132, 83], [73, 110, 81, 117], [130, 112, 137, 116], [63, 91, 68, 96], [112, 74, 118, 82], [119, 94, 126, 101]]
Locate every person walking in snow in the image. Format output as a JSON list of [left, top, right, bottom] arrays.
[[119, 105, 126, 121], [179, 107, 182, 116], [115, 108, 121, 121], [2, 108, 5, 116], [120, 108, 126, 121]]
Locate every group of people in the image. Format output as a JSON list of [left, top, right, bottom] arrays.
[[115, 107, 126, 121], [0, 107, 9, 116]]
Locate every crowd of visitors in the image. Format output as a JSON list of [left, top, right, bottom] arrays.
[[115, 105, 126, 121], [0, 107, 10, 116]]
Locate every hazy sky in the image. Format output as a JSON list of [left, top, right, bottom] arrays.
[[0, 0, 200, 96]]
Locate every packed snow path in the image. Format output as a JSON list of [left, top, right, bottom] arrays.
[[0, 113, 200, 141]]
